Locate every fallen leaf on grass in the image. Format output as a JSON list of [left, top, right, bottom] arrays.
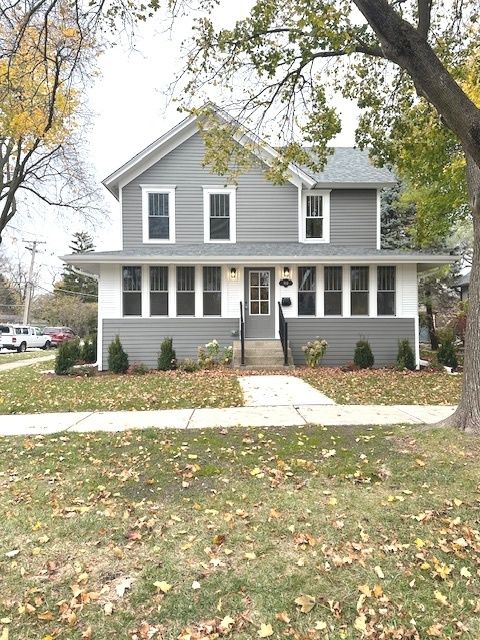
[[115, 577, 134, 598], [276, 612, 290, 624], [294, 594, 316, 613], [219, 616, 235, 631], [4, 550, 19, 558], [104, 602, 114, 615], [154, 581, 172, 593], [374, 565, 385, 579], [257, 623, 273, 637], [434, 590, 449, 606]]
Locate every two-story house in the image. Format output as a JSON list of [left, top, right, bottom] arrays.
[[63, 107, 451, 369]]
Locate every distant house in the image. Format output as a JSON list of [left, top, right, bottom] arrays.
[[62, 106, 452, 370], [454, 272, 470, 301]]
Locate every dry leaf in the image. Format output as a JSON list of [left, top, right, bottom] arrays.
[[294, 594, 316, 613], [115, 577, 133, 598], [257, 623, 273, 637], [104, 602, 114, 615], [374, 565, 385, 579], [154, 581, 172, 593]]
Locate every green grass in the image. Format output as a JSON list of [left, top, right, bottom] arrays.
[[0, 349, 54, 364], [0, 424, 479, 639], [0, 362, 243, 414], [297, 367, 461, 405]]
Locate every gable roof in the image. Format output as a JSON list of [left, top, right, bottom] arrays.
[[102, 105, 396, 198]]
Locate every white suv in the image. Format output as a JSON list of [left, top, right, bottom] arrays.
[[0, 325, 52, 352]]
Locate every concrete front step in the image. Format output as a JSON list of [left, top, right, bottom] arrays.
[[232, 339, 293, 368]]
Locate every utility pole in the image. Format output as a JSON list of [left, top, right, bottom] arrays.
[[22, 239, 46, 324]]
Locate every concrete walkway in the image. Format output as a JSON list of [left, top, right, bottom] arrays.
[[239, 375, 335, 406], [0, 353, 55, 372], [0, 404, 456, 436]]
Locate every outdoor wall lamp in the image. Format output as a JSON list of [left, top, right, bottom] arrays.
[[279, 265, 293, 288], [230, 267, 238, 281]]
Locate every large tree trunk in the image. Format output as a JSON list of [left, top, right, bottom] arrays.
[[442, 158, 480, 431], [424, 293, 438, 351]]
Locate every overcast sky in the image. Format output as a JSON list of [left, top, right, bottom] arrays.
[[2, 5, 358, 291]]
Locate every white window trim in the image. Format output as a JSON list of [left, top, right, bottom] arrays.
[[203, 186, 237, 244], [141, 184, 176, 244], [300, 189, 331, 244]]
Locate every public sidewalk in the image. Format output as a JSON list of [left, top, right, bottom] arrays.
[[0, 404, 456, 436], [0, 353, 55, 372]]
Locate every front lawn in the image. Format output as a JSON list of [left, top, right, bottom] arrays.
[[298, 368, 461, 405], [1, 424, 479, 639], [0, 363, 243, 414], [0, 349, 54, 364]]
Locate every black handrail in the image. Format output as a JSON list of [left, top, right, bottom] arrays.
[[239, 301, 245, 366], [278, 302, 289, 366]]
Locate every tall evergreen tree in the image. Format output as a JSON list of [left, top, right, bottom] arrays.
[[58, 232, 98, 302], [381, 183, 416, 250]]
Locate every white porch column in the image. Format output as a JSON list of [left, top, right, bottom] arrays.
[[343, 265, 351, 316]]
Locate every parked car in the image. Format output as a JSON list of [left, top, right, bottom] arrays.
[[43, 326, 77, 346], [0, 324, 52, 352]]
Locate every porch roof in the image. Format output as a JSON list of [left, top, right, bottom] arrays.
[[62, 243, 454, 275]]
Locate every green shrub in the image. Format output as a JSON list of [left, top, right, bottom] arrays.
[[127, 362, 150, 375], [55, 339, 81, 375], [437, 339, 458, 370], [222, 345, 233, 365], [158, 337, 176, 371], [178, 358, 199, 372], [353, 339, 374, 369], [108, 335, 129, 374], [81, 335, 97, 363], [302, 337, 328, 368], [396, 339, 416, 371]]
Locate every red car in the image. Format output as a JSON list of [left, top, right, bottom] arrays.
[[43, 326, 77, 346]]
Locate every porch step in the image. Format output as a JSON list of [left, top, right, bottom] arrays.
[[232, 340, 294, 367]]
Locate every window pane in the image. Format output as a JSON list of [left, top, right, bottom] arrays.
[[123, 266, 141, 292], [210, 217, 230, 240], [150, 266, 168, 292], [203, 292, 221, 316], [150, 292, 168, 316], [210, 193, 230, 217], [298, 292, 316, 315], [177, 267, 195, 292], [149, 216, 169, 239], [123, 292, 141, 316], [377, 292, 395, 316], [203, 266, 221, 291], [298, 267, 316, 315], [306, 195, 322, 217], [177, 293, 195, 316], [149, 192, 169, 217], [324, 292, 342, 315], [306, 218, 323, 239], [351, 266, 369, 291], [351, 292, 369, 316], [260, 301, 269, 314]]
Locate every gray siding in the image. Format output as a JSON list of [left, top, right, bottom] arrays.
[[102, 318, 237, 369], [288, 318, 415, 366], [122, 132, 298, 249], [330, 189, 377, 248]]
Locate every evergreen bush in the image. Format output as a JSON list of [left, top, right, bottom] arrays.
[[353, 339, 374, 369], [55, 339, 81, 375], [108, 335, 129, 373], [158, 337, 176, 371], [396, 339, 416, 371], [437, 339, 458, 370], [81, 335, 97, 363]]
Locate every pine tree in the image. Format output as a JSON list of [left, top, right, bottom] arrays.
[[58, 232, 98, 302], [381, 183, 416, 250]]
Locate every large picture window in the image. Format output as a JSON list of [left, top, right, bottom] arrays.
[[141, 186, 175, 243], [203, 188, 236, 243], [298, 266, 316, 315], [324, 266, 343, 316], [351, 266, 369, 316], [150, 266, 168, 316], [203, 266, 222, 316], [123, 266, 142, 316], [377, 266, 396, 316], [176, 266, 195, 316]]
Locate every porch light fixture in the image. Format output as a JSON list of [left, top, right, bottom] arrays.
[[279, 266, 293, 288], [229, 267, 238, 281]]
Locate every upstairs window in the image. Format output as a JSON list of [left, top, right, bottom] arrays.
[[324, 266, 343, 316], [123, 266, 142, 316], [203, 266, 222, 316], [150, 266, 168, 316], [203, 187, 236, 243], [300, 190, 330, 243], [377, 266, 396, 316], [298, 266, 316, 315], [141, 186, 175, 243], [350, 266, 369, 316], [177, 266, 195, 316]]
